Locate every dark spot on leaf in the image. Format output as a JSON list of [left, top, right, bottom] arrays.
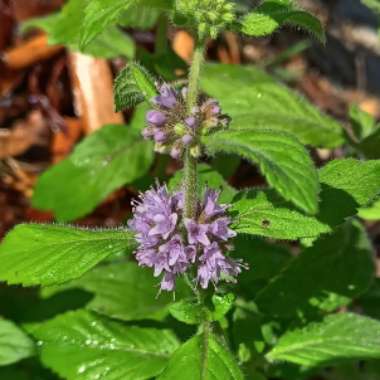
[[262, 220, 270, 227]]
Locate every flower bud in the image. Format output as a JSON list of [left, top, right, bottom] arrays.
[[146, 110, 166, 126], [190, 145, 201, 158]]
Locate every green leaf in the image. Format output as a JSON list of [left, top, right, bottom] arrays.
[[359, 197, 380, 221], [231, 190, 329, 240], [241, 1, 325, 43], [81, 26, 135, 59], [319, 159, 380, 206], [169, 299, 203, 325], [349, 104, 377, 141], [114, 62, 158, 111], [255, 222, 375, 317], [80, 0, 173, 48], [33, 125, 153, 222], [231, 159, 380, 241], [28, 310, 179, 380], [362, 0, 380, 14], [22, 0, 135, 59], [359, 278, 380, 319], [44, 262, 187, 322], [169, 163, 237, 203], [158, 333, 244, 380], [80, 0, 135, 48], [204, 129, 320, 214], [233, 236, 291, 293], [358, 128, 380, 159], [119, 5, 160, 29], [0, 319, 35, 366], [201, 64, 343, 148], [169, 294, 234, 325], [266, 313, 380, 368], [0, 224, 134, 286], [211, 293, 235, 322]]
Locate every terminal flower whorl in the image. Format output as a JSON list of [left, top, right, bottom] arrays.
[[128, 184, 245, 292]]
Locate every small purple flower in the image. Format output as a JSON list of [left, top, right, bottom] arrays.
[[185, 219, 210, 246], [185, 116, 197, 129], [203, 189, 228, 218], [153, 129, 167, 143], [210, 217, 236, 241], [202, 99, 221, 115], [161, 272, 176, 291], [146, 110, 166, 126], [197, 242, 243, 289], [182, 134, 193, 145], [153, 84, 178, 109]]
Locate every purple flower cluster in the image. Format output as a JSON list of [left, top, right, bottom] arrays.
[[128, 185, 244, 291], [143, 84, 229, 160]]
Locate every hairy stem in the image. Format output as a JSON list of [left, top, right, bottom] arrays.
[[182, 41, 210, 379], [183, 42, 205, 219], [201, 318, 211, 380], [186, 43, 204, 113]]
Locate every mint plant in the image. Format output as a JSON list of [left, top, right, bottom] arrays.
[[1, 1, 380, 379]]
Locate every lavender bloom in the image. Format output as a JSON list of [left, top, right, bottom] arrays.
[[146, 110, 166, 126], [198, 242, 242, 289], [129, 184, 244, 292], [185, 219, 210, 246], [182, 134, 193, 146], [154, 84, 178, 109]]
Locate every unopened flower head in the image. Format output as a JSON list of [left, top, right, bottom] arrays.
[[176, 0, 235, 39], [143, 83, 230, 160], [128, 184, 245, 291]]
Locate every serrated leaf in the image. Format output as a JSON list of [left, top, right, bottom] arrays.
[[28, 310, 179, 380], [231, 190, 329, 240], [0, 319, 35, 366], [255, 222, 375, 317], [201, 64, 343, 148], [169, 163, 237, 203], [241, 1, 325, 43], [266, 313, 380, 368], [33, 125, 153, 222], [0, 224, 134, 286], [114, 62, 158, 111], [319, 159, 380, 206], [158, 333, 244, 380], [22, 0, 135, 59], [231, 159, 380, 241], [43, 262, 189, 322], [204, 129, 319, 214]]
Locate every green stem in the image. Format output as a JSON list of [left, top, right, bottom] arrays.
[[182, 41, 210, 379], [183, 42, 205, 219], [186, 43, 205, 113], [201, 318, 211, 380]]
